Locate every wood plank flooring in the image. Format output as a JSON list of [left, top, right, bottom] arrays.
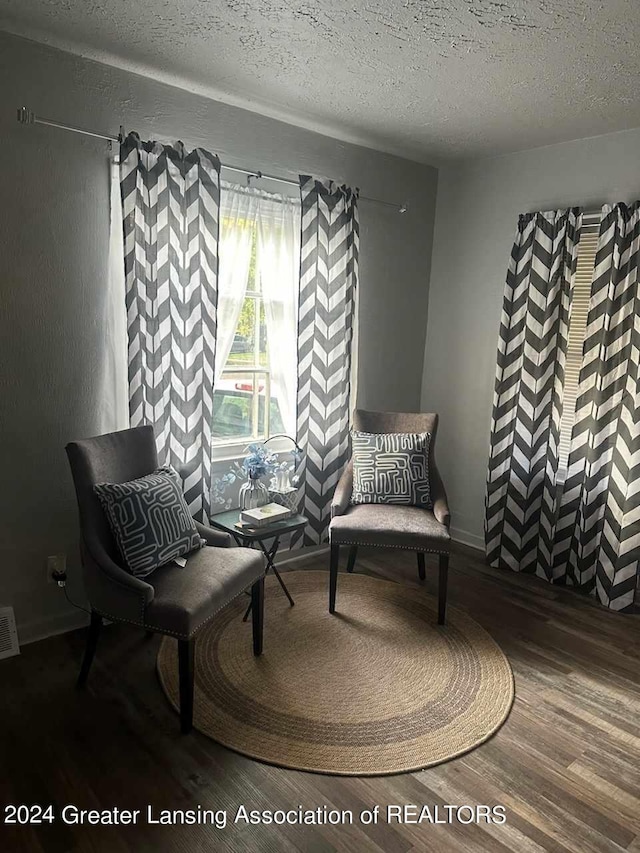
[[1, 544, 639, 853]]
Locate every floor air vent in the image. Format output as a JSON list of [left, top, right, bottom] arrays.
[[0, 606, 20, 660]]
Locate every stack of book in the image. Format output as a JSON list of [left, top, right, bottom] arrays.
[[237, 502, 292, 530]]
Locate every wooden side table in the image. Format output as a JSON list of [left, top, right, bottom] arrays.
[[209, 510, 308, 620]]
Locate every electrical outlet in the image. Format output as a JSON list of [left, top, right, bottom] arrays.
[[46, 554, 66, 584]]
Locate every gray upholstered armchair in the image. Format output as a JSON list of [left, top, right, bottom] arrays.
[[66, 425, 265, 733], [329, 410, 451, 623]]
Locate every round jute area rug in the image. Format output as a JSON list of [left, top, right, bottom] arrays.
[[157, 570, 514, 775]]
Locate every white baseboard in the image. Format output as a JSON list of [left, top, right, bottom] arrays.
[[449, 526, 484, 552]]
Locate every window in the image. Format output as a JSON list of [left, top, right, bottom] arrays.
[[213, 222, 284, 445], [557, 215, 600, 478], [212, 184, 300, 452]]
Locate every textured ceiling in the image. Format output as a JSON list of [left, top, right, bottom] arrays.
[[1, 0, 640, 163]]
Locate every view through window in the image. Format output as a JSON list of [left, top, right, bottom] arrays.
[[212, 220, 286, 445]]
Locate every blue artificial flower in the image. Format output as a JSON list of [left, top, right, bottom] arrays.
[[240, 444, 278, 479], [212, 442, 293, 505]]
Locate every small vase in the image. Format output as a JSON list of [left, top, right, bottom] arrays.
[[276, 469, 292, 492], [239, 475, 269, 511]]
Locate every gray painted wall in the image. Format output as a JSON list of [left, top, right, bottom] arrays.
[[0, 31, 438, 642], [421, 127, 640, 547]]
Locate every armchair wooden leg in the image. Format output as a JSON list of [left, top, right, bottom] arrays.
[[77, 610, 102, 687], [329, 543, 340, 613], [417, 552, 426, 581], [178, 638, 195, 734], [438, 554, 449, 625], [346, 546, 358, 573], [251, 576, 264, 657]]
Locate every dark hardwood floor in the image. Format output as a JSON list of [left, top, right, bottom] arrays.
[[2, 544, 639, 853]]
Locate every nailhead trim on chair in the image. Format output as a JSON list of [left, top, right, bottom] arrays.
[[94, 572, 266, 641], [330, 539, 450, 554]]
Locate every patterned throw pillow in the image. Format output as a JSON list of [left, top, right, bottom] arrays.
[[350, 431, 431, 507], [94, 466, 202, 578]]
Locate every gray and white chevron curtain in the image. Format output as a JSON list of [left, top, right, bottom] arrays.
[[296, 176, 359, 544], [486, 204, 640, 611], [485, 210, 581, 579], [120, 133, 220, 521], [554, 202, 640, 611]]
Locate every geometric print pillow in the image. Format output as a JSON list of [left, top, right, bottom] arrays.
[[350, 431, 432, 507], [93, 466, 202, 578]]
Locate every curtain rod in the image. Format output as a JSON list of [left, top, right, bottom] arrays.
[[17, 106, 122, 143], [16, 105, 408, 214], [222, 164, 407, 212]]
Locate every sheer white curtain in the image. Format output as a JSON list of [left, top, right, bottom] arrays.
[[257, 194, 301, 436], [215, 184, 261, 382], [98, 156, 129, 433]]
